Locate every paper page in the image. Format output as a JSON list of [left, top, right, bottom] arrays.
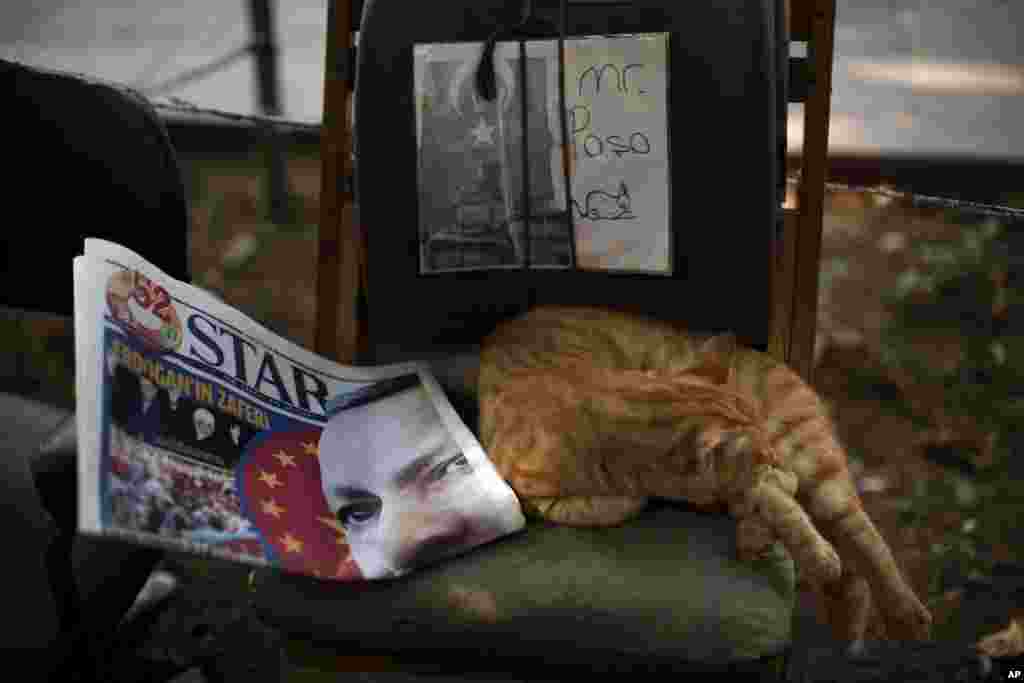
[[75, 239, 525, 580]]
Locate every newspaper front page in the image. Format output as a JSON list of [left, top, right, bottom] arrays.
[[73, 239, 525, 580]]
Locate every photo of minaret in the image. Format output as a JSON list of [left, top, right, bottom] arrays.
[[414, 41, 573, 273]]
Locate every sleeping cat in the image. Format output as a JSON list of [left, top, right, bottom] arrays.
[[571, 181, 635, 221], [477, 305, 932, 644]]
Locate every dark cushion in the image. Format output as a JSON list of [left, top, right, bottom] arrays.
[[254, 504, 794, 669], [0, 393, 166, 666], [1, 59, 190, 316], [0, 393, 64, 650]]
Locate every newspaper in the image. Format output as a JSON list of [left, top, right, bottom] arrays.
[[73, 239, 525, 580]]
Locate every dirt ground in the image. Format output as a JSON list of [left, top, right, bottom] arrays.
[[802, 188, 1023, 645]]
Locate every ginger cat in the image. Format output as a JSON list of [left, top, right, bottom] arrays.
[[478, 305, 932, 643]]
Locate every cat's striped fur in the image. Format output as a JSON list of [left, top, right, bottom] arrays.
[[478, 305, 932, 643]]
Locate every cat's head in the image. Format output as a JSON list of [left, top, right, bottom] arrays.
[[682, 333, 738, 386]]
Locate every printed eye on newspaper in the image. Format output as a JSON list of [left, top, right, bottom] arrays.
[[73, 239, 525, 581]]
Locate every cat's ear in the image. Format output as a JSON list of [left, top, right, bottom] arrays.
[[686, 333, 738, 385], [685, 359, 732, 386], [698, 332, 738, 356]]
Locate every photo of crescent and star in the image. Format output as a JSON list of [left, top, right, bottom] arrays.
[[470, 117, 496, 145]]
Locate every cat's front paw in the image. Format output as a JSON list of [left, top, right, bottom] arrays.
[[735, 516, 777, 561], [527, 495, 649, 527]]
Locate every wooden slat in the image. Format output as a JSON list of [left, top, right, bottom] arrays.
[[787, 0, 836, 382], [768, 208, 800, 362], [315, 0, 360, 363], [788, 0, 813, 41]]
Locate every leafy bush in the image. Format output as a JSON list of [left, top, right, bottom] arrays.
[[879, 210, 1024, 611]]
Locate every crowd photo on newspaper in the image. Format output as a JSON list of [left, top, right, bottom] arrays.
[[74, 239, 525, 581]]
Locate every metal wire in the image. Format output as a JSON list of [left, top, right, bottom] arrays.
[[141, 43, 256, 97], [130, 4, 243, 91], [787, 175, 1024, 221], [151, 97, 321, 137]]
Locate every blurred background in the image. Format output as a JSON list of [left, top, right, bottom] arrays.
[[3, 0, 1024, 672], [3, 0, 1023, 156]]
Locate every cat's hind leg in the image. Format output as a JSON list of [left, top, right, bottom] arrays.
[[707, 431, 842, 586], [732, 459, 882, 644], [808, 491, 932, 641], [807, 564, 874, 647]]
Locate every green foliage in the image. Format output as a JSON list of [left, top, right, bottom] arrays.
[[879, 209, 1024, 603], [203, 194, 230, 244], [0, 312, 75, 406]]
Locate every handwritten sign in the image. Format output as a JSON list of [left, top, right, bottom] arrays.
[[560, 34, 671, 274], [413, 34, 671, 275]]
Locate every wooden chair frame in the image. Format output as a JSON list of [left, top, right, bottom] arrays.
[[315, 0, 836, 384], [770, 0, 837, 382]]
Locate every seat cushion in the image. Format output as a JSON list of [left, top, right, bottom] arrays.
[[0, 392, 66, 649], [253, 503, 794, 668], [0, 391, 166, 667]]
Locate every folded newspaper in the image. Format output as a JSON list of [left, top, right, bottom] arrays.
[[73, 239, 525, 580]]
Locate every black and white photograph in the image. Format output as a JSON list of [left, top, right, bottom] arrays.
[[414, 41, 574, 273], [106, 347, 171, 444], [153, 389, 261, 469]]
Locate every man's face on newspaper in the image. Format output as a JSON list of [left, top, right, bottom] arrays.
[[318, 385, 500, 578]]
